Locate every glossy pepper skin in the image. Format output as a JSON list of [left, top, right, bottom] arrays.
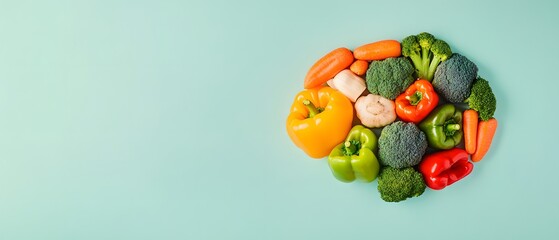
[[395, 79, 439, 123], [286, 87, 353, 158], [419, 148, 474, 190], [328, 125, 380, 182], [419, 104, 463, 150]]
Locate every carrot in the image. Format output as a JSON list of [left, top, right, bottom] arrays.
[[463, 109, 479, 154], [349, 60, 369, 76], [304, 47, 354, 89], [471, 118, 498, 162], [353, 40, 401, 61]]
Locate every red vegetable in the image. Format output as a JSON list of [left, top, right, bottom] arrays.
[[419, 148, 474, 190], [395, 79, 439, 123]]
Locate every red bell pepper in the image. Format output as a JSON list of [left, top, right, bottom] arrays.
[[418, 148, 473, 190], [395, 79, 439, 123]]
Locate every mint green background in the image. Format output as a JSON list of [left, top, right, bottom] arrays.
[[0, 0, 557, 239]]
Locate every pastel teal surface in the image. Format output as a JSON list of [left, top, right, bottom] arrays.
[[0, 0, 557, 239]]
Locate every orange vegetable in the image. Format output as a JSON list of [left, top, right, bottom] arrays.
[[286, 87, 354, 158], [472, 118, 498, 162], [463, 110, 479, 154], [304, 48, 354, 89], [350, 60, 369, 76], [353, 40, 401, 61]]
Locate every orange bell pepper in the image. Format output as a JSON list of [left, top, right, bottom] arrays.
[[286, 87, 353, 158]]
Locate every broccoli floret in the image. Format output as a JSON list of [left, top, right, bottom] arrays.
[[401, 32, 451, 81], [401, 35, 422, 73], [378, 121, 427, 168], [427, 40, 452, 80], [432, 53, 478, 103], [417, 32, 435, 52], [366, 57, 414, 100], [466, 77, 497, 121], [377, 166, 426, 202]]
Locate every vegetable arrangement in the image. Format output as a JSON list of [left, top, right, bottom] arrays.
[[286, 32, 499, 203]]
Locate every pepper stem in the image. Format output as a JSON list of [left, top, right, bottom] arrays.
[[344, 141, 357, 156], [446, 124, 461, 132], [405, 91, 423, 106], [303, 99, 322, 118]]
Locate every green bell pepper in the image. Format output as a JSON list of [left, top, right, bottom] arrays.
[[419, 104, 463, 150], [328, 125, 380, 182]]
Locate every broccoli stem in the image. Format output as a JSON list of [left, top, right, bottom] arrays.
[[408, 54, 423, 73], [426, 57, 442, 81], [420, 49, 431, 79], [405, 91, 423, 106], [303, 99, 322, 118]]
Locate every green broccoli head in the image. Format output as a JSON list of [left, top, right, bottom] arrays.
[[432, 53, 478, 103], [365, 57, 414, 100], [401, 35, 420, 56], [377, 166, 426, 202], [401, 35, 421, 67], [378, 121, 427, 168], [467, 77, 497, 121], [417, 32, 435, 51], [401, 32, 451, 81], [430, 39, 451, 61]]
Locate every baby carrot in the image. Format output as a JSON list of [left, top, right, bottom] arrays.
[[463, 109, 479, 154], [471, 118, 498, 162], [349, 60, 369, 76], [304, 47, 354, 89], [353, 40, 401, 61]]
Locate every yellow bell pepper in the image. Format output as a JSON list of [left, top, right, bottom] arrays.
[[286, 87, 354, 158]]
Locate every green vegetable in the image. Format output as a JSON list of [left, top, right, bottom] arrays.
[[466, 77, 497, 121], [378, 121, 427, 168], [365, 57, 414, 100], [328, 125, 380, 183], [432, 53, 478, 103], [377, 166, 426, 202], [401, 32, 452, 81], [419, 104, 463, 150]]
